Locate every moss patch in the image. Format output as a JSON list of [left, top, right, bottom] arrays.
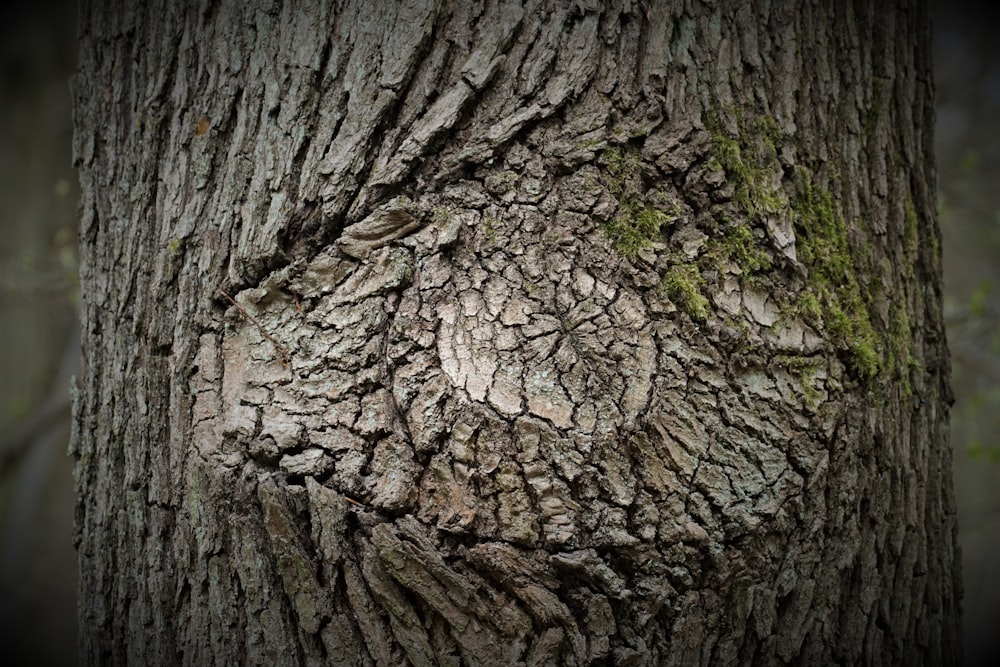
[[886, 301, 916, 397], [605, 205, 674, 259], [703, 106, 915, 390], [600, 146, 679, 259], [791, 172, 880, 383], [660, 261, 710, 322], [709, 113, 788, 222], [599, 146, 710, 321], [708, 223, 772, 279], [167, 237, 184, 256], [704, 109, 783, 284], [483, 215, 500, 245]]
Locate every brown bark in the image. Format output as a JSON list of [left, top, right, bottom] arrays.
[[72, 1, 960, 665]]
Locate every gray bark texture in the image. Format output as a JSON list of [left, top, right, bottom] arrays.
[[72, 0, 960, 665]]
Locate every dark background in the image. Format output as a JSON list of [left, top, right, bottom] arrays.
[[1, 2, 997, 665]]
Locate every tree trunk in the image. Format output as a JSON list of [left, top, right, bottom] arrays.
[[72, 1, 960, 665]]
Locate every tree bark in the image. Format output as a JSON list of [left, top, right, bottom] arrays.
[[72, 1, 960, 665]]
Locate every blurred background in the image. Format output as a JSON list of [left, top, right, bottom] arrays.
[[0, 2, 79, 665], [934, 4, 1000, 665], [0, 2, 997, 665]]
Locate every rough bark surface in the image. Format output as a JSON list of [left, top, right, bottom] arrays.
[[73, 1, 960, 665]]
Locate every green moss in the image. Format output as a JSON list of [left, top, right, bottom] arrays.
[[929, 229, 940, 269], [792, 172, 881, 383], [661, 262, 709, 322], [483, 215, 499, 244], [774, 354, 822, 406], [796, 290, 822, 321], [708, 113, 788, 222], [887, 302, 915, 397], [604, 146, 639, 195], [702, 108, 786, 284], [605, 206, 673, 259], [599, 146, 679, 259], [433, 206, 451, 224], [712, 224, 772, 276], [847, 334, 881, 382], [167, 237, 184, 255]]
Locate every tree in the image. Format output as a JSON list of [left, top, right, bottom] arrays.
[[71, 0, 961, 664]]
